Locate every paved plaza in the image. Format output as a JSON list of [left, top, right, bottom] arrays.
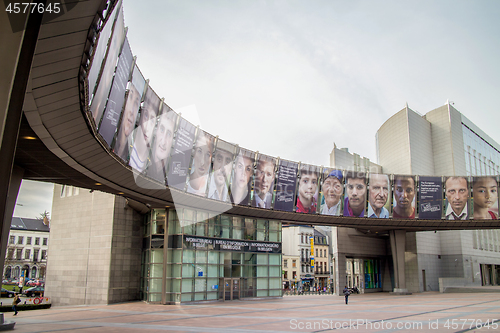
[[5, 292, 500, 332]]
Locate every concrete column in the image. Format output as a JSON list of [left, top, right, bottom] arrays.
[[0, 2, 44, 284], [0, 165, 24, 282], [334, 252, 346, 296], [389, 230, 411, 295]]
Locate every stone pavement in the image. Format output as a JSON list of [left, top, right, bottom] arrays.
[[6, 292, 500, 332]]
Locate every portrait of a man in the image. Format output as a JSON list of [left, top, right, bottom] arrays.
[[368, 173, 390, 218], [252, 158, 276, 209], [343, 171, 366, 217], [393, 175, 415, 219], [444, 176, 469, 220]]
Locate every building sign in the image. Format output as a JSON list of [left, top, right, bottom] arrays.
[[183, 235, 281, 254], [274, 160, 298, 212], [310, 236, 314, 268], [418, 176, 442, 219]]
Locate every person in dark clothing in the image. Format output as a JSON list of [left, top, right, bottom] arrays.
[[343, 286, 351, 305], [12, 293, 20, 315]]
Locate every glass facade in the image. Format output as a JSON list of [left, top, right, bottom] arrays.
[[463, 124, 500, 176], [141, 208, 282, 303]]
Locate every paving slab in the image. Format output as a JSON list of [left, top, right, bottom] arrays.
[[6, 292, 500, 332]]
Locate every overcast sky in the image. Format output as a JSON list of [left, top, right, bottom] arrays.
[[123, 0, 500, 165], [14, 0, 500, 218]]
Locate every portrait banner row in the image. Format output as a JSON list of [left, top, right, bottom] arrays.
[[85, 11, 500, 221]]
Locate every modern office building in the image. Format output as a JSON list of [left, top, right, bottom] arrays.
[[3, 217, 50, 282], [327, 103, 500, 294]]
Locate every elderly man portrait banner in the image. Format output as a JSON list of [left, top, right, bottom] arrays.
[[368, 173, 390, 218], [207, 140, 235, 202], [418, 176, 442, 219], [274, 160, 298, 212], [252, 154, 276, 209], [393, 175, 416, 219], [98, 38, 133, 146], [320, 169, 343, 216], [444, 176, 469, 220], [166, 117, 197, 190], [472, 176, 499, 220], [295, 164, 319, 214], [343, 171, 367, 217]]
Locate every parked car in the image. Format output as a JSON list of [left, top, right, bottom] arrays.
[[23, 286, 44, 297], [1, 288, 15, 298]]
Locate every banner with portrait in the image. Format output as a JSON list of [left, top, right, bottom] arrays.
[[472, 176, 499, 220], [145, 104, 179, 185], [112, 65, 145, 163], [186, 130, 215, 197], [274, 160, 298, 212], [343, 171, 367, 217], [418, 176, 442, 220], [98, 37, 133, 147], [443, 176, 470, 220], [319, 169, 343, 216], [367, 173, 391, 218], [229, 148, 255, 206], [128, 86, 161, 173], [166, 117, 197, 190], [87, 0, 121, 103], [251, 154, 276, 209], [207, 139, 236, 202], [90, 5, 126, 123], [392, 175, 416, 219], [295, 164, 320, 214]]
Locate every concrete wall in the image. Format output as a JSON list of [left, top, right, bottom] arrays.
[[407, 110, 434, 175], [46, 185, 142, 305], [376, 108, 412, 174]]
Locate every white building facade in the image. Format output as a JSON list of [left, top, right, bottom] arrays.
[[3, 217, 50, 282]]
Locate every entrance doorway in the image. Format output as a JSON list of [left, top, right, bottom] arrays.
[[220, 278, 241, 301]]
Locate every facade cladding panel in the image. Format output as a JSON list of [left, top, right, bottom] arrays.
[[376, 108, 412, 175]]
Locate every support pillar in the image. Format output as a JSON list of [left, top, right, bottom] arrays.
[[334, 252, 346, 296], [389, 230, 411, 295]]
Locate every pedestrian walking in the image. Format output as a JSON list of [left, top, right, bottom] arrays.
[[12, 293, 21, 315], [343, 286, 350, 305]]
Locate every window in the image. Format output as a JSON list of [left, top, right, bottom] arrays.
[[292, 260, 296, 268], [17, 236, 23, 245], [16, 249, 22, 260], [33, 249, 39, 261], [41, 250, 47, 260], [284, 260, 288, 268], [9, 236, 14, 244], [292, 271, 297, 279], [25, 249, 31, 260], [43, 238, 48, 246], [7, 249, 14, 259], [283, 271, 288, 279], [301, 265, 305, 273], [27, 237, 32, 245], [35, 238, 40, 245], [301, 234, 304, 243]]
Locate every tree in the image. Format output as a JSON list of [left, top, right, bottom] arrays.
[[39, 210, 50, 225]]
